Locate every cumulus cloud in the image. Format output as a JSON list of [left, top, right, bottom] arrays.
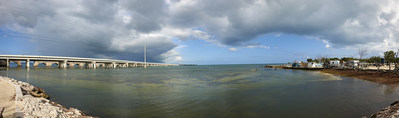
[[1, 0, 399, 62], [229, 48, 238, 52], [167, 0, 399, 51]]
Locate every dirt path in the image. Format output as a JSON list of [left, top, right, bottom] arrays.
[[0, 80, 16, 118]]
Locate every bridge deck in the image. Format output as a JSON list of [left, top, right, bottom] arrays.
[[0, 55, 178, 68]]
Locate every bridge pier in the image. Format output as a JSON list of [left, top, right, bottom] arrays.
[[92, 61, 96, 69], [87, 61, 96, 69], [6, 59, 9, 67], [112, 62, 116, 68], [59, 60, 67, 68], [26, 59, 30, 68], [104, 63, 111, 68]]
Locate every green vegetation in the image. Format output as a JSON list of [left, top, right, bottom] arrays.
[[384, 50, 396, 70], [368, 56, 382, 70], [307, 58, 313, 62], [341, 57, 355, 62]]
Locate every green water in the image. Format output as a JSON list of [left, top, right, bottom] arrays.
[[1, 64, 399, 117]]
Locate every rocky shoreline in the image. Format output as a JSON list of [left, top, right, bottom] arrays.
[[370, 100, 399, 118], [0, 76, 94, 118]]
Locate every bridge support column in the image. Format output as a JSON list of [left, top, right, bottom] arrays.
[[125, 63, 129, 68], [112, 62, 116, 68], [91, 61, 96, 69], [59, 60, 67, 68], [26, 59, 30, 68], [6, 59, 9, 67]]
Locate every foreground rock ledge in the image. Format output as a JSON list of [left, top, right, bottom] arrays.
[[0, 76, 95, 118], [371, 100, 399, 118]]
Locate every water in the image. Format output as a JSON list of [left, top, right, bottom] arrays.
[[1, 64, 399, 117]]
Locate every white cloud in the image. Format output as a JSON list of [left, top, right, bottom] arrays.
[[229, 48, 238, 51], [322, 40, 331, 48], [161, 49, 183, 63], [246, 45, 270, 49], [1, 0, 399, 62]]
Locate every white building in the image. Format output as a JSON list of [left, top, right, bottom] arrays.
[[307, 62, 323, 68], [349, 60, 360, 67], [329, 60, 340, 66]]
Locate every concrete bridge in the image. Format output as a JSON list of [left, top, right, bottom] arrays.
[[0, 55, 179, 68]]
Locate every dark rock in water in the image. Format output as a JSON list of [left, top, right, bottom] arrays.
[[391, 101, 399, 106], [26, 86, 51, 99], [33, 87, 45, 93]]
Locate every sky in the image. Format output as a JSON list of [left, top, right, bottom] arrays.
[[1, 0, 399, 65]]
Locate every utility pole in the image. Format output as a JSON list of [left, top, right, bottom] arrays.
[[144, 42, 147, 68]]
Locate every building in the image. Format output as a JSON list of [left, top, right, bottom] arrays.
[[329, 60, 340, 66], [292, 61, 302, 68], [349, 60, 360, 67], [307, 62, 323, 68]]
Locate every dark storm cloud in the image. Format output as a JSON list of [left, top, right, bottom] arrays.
[[122, 0, 166, 33], [1, 0, 399, 62], [74, 0, 118, 24], [0, 0, 178, 62]]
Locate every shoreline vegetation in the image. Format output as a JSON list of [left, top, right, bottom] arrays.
[[0, 76, 94, 118]]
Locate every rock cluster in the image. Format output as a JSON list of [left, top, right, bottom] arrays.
[[0, 76, 94, 118], [370, 101, 399, 118], [18, 96, 86, 118]]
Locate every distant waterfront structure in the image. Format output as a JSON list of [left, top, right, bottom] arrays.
[[329, 60, 340, 67], [0, 55, 181, 68], [307, 62, 323, 68], [348, 60, 360, 67]]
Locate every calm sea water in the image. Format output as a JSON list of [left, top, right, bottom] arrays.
[[1, 64, 399, 117]]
